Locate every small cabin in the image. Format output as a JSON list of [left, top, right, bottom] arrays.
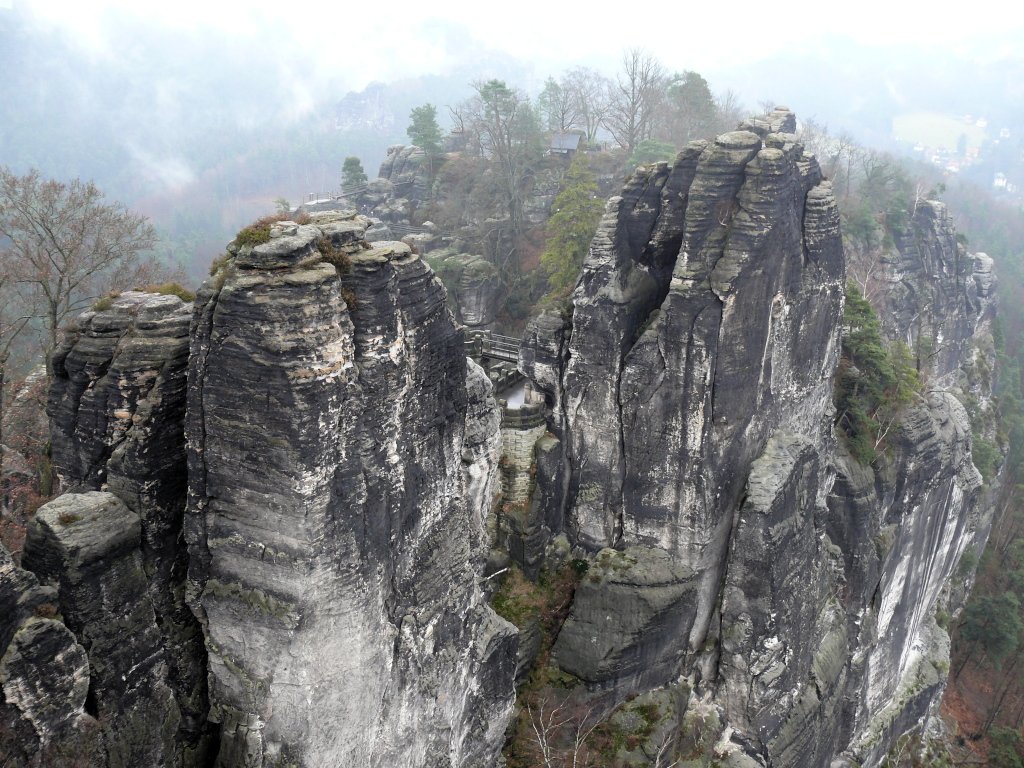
[[549, 133, 582, 156]]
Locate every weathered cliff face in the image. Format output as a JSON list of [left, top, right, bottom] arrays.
[[3, 215, 515, 766], [185, 213, 514, 766], [426, 251, 503, 329], [41, 290, 208, 765], [379, 144, 430, 203], [0, 111, 1000, 767], [827, 392, 983, 767], [0, 542, 92, 764], [521, 110, 850, 764], [22, 492, 182, 766], [0, 291, 202, 764], [824, 200, 998, 767], [520, 110, 997, 767]]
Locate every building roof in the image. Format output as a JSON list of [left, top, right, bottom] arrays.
[[550, 133, 582, 151]]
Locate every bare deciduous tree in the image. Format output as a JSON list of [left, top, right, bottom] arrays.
[[0, 272, 34, 477], [713, 89, 745, 134], [538, 77, 583, 134], [605, 48, 666, 153], [0, 167, 160, 374], [525, 696, 604, 768], [564, 67, 611, 143]]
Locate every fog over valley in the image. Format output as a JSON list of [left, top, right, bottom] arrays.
[[2, 0, 1023, 277]]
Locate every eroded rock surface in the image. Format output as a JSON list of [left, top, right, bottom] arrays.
[[46, 290, 209, 761], [186, 212, 515, 766], [23, 492, 180, 766], [520, 111, 996, 767], [0, 544, 91, 764], [426, 251, 502, 329], [0, 109, 1001, 768]]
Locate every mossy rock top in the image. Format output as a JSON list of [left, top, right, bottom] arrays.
[[352, 241, 415, 266], [236, 224, 321, 269], [28, 492, 141, 572]]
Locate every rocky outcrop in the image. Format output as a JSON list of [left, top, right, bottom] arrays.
[[828, 392, 983, 767], [0, 108, 1000, 767], [824, 199, 998, 767], [0, 543, 92, 764], [426, 251, 503, 329], [1, 212, 516, 766], [185, 212, 515, 766], [519, 111, 996, 766], [45, 290, 209, 761], [22, 492, 180, 766], [870, 200, 994, 381], [522, 117, 847, 762], [378, 144, 430, 203]]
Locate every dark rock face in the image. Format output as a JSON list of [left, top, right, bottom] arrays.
[[2, 213, 514, 766], [553, 546, 697, 691], [22, 492, 180, 766], [426, 252, 503, 329], [45, 290, 209, 761], [871, 200, 993, 380], [0, 544, 91, 763], [186, 213, 514, 766], [534, 123, 844, 692], [378, 144, 430, 203], [827, 393, 981, 766], [822, 199, 998, 767], [0, 111, 999, 767], [522, 112, 996, 766]]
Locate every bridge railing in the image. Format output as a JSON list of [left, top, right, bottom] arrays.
[[464, 330, 521, 363]]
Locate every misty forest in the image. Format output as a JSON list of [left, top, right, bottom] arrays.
[[2, 2, 1024, 766]]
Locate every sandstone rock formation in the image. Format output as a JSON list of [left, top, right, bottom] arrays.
[[44, 290, 208, 763], [184, 214, 515, 766], [0, 543, 91, 764], [3, 215, 516, 766], [519, 108, 996, 766], [427, 251, 503, 329], [378, 144, 430, 203], [0, 108, 1000, 768], [23, 492, 181, 766]]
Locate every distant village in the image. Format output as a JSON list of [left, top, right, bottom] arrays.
[[898, 113, 1022, 199]]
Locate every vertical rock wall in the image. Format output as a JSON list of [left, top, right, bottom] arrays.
[[6, 216, 516, 767], [530, 114, 845, 739], [522, 110, 997, 767], [25, 291, 207, 764], [185, 214, 515, 766], [825, 201, 998, 767]]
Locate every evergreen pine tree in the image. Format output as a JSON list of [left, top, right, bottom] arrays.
[[540, 155, 603, 296]]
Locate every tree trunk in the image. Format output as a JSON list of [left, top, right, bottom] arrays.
[[954, 650, 974, 681], [982, 651, 1023, 734]]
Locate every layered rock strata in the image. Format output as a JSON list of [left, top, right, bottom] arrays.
[[825, 200, 998, 766], [0, 108, 1000, 768], [425, 251, 502, 329], [0, 543, 92, 764], [4, 215, 516, 766], [378, 143, 431, 203], [528, 113, 841, 650], [46, 290, 209, 759], [185, 213, 515, 766], [22, 492, 180, 766], [521, 110, 996, 766]]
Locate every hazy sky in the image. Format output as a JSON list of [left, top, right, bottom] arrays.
[[13, 0, 1024, 95], [4, 0, 1023, 272]]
